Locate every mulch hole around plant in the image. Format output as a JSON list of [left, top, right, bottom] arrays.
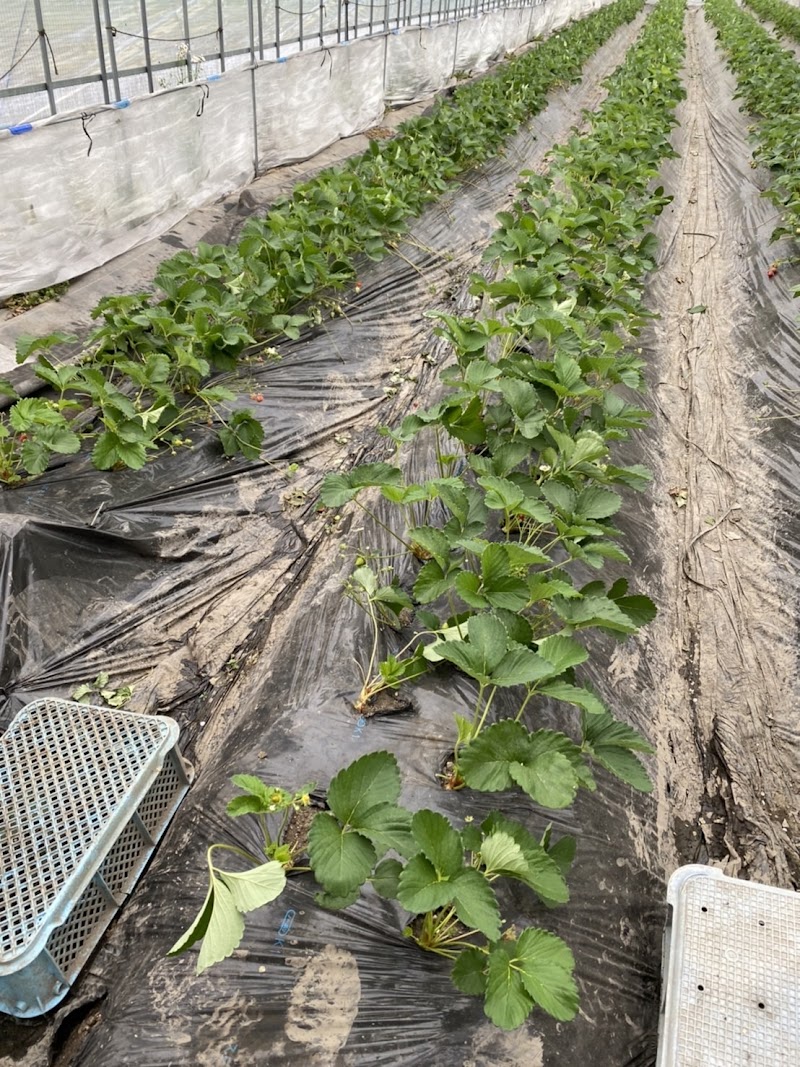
[[437, 751, 464, 791], [284, 794, 327, 862], [358, 690, 415, 718]]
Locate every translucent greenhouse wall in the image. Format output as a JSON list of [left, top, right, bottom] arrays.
[[0, 0, 608, 301]]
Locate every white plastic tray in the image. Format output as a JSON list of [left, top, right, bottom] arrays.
[[658, 864, 800, 1066]]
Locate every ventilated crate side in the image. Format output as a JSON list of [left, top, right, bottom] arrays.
[[0, 700, 191, 1019]]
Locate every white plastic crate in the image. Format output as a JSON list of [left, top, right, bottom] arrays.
[[657, 864, 800, 1066], [0, 698, 192, 1018]]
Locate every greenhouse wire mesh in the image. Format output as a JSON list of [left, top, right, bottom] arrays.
[[0, 0, 533, 126]]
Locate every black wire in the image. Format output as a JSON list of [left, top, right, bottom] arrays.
[[80, 111, 95, 155], [43, 29, 58, 75], [195, 83, 210, 116], [107, 25, 220, 43], [0, 36, 38, 83]]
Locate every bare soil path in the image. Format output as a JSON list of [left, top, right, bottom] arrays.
[[643, 2, 800, 887]]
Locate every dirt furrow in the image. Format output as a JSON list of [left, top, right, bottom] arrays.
[[645, 2, 800, 886]]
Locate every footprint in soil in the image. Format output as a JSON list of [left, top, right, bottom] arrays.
[[284, 944, 361, 1063]]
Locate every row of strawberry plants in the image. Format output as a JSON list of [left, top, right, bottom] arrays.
[[1, 0, 644, 485], [706, 0, 800, 262], [745, 0, 800, 45], [325, 0, 686, 779], [170, 0, 687, 1034]]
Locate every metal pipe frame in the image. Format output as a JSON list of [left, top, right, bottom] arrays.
[[1, 0, 539, 121]]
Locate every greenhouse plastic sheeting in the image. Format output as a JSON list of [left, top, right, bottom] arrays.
[[504, 6, 538, 51], [0, 0, 608, 303], [454, 10, 517, 70], [255, 39, 386, 170], [0, 65, 255, 301], [384, 25, 460, 105], [452, 0, 595, 74]]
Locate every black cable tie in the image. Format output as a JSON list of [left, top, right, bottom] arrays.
[[195, 82, 210, 117], [80, 111, 95, 156]]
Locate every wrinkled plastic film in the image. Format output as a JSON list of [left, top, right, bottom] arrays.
[[384, 25, 460, 105], [0, 67, 254, 300], [255, 39, 386, 170]]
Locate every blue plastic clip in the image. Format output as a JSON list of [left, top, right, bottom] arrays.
[[9, 123, 33, 135], [112, 99, 130, 109], [352, 715, 367, 739], [274, 908, 296, 947]]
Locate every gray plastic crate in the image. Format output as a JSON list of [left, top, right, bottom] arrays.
[[657, 864, 800, 1066], [0, 698, 192, 1018]]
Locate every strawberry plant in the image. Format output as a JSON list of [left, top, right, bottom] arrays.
[[343, 564, 429, 711], [71, 672, 134, 708], [168, 775, 315, 973], [0, 394, 82, 481], [367, 807, 581, 1029], [173, 751, 581, 1030], [744, 0, 800, 44], [168, 851, 286, 974], [224, 775, 317, 867], [322, 0, 686, 789]]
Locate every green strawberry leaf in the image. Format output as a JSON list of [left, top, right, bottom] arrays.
[[327, 750, 402, 824], [308, 812, 377, 896], [216, 861, 286, 913], [411, 810, 464, 878], [451, 947, 488, 995], [397, 854, 456, 913], [452, 867, 501, 940]]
